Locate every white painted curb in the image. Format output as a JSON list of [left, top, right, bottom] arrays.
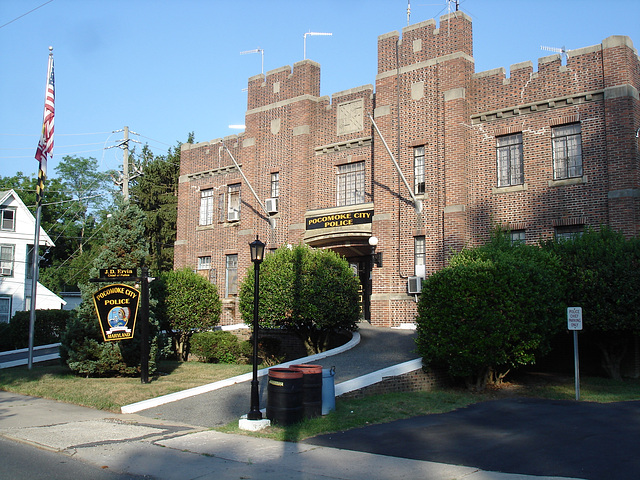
[[121, 331, 361, 414], [334, 358, 423, 396]]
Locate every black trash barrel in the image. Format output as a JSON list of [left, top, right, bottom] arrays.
[[290, 364, 323, 419], [266, 367, 304, 426]]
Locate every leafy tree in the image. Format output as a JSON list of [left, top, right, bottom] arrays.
[[154, 267, 222, 361], [129, 141, 182, 276], [54, 155, 115, 256], [60, 200, 155, 377], [0, 172, 74, 283], [542, 226, 640, 379], [0, 156, 116, 294], [416, 231, 565, 390], [238, 244, 360, 353]]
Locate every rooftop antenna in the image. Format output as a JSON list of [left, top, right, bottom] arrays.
[[240, 48, 264, 75], [303, 31, 332, 60], [407, 0, 411, 26], [541, 45, 568, 65]]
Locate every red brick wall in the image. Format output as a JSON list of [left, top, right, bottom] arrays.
[[176, 12, 639, 327]]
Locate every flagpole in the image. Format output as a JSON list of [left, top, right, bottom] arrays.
[[28, 202, 42, 369], [29, 47, 54, 369]]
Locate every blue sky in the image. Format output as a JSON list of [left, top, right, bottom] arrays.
[[1, 0, 638, 180]]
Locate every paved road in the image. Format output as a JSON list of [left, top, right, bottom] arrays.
[[304, 397, 640, 480], [134, 323, 419, 427]]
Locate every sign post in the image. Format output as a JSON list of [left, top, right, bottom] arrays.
[[567, 307, 583, 400]]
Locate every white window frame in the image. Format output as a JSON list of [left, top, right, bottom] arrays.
[[225, 254, 238, 296], [553, 123, 583, 180], [555, 225, 583, 241], [197, 256, 211, 270], [414, 146, 425, 195], [270, 172, 280, 198], [199, 189, 214, 226], [227, 184, 241, 222], [336, 161, 365, 207], [414, 236, 426, 277], [497, 133, 524, 187], [0, 208, 16, 231], [0, 296, 11, 323], [508, 229, 526, 244], [0, 244, 15, 277]]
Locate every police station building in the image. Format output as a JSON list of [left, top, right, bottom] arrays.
[[174, 12, 640, 327]]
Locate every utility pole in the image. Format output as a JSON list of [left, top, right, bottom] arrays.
[[109, 126, 142, 200], [122, 126, 129, 201]]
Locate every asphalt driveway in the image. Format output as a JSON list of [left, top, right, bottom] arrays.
[[303, 397, 640, 480]]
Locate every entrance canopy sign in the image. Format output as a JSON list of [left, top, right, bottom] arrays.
[[93, 284, 141, 341], [306, 209, 374, 230]]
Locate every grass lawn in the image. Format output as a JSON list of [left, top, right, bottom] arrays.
[[0, 361, 253, 412], [1, 361, 639, 442]]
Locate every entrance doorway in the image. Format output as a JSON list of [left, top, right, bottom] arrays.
[[349, 256, 371, 321]]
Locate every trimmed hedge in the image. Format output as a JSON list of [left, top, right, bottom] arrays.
[[190, 331, 283, 365], [0, 309, 71, 351]]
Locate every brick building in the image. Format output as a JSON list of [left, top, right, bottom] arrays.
[[175, 12, 640, 327]]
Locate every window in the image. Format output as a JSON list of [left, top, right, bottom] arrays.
[[496, 133, 524, 187], [199, 189, 214, 226], [0, 244, 14, 277], [0, 208, 15, 231], [26, 244, 35, 279], [553, 123, 582, 180], [225, 254, 238, 296], [0, 296, 11, 323], [270, 172, 280, 198], [218, 193, 226, 222], [555, 225, 583, 241], [414, 236, 426, 277], [197, 256, 211, 270], [227, 184, 241, 221], [414, 146, 425, 195], [336, 161, 365, 207], [508, 230, 526, 244]]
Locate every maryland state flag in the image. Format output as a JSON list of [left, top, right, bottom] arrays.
[[35, 47, 55, 205]]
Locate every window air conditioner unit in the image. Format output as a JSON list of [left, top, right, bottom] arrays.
[[265, 197, 279, 215], [407, 276, 423, 295], [227, 210, 240, 222]]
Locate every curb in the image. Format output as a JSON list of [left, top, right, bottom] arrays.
[[121, 330, 361, 413]]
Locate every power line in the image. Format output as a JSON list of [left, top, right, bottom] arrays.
[[0, 0, 54, 30]]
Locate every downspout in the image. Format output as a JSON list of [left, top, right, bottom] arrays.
[[369, 114, 422, 214], [220, 140, 275, 229]]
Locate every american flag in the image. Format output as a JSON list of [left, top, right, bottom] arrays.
[[35, 49, 55, 204]]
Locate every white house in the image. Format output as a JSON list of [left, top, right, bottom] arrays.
[[0, 189, 65, 322]]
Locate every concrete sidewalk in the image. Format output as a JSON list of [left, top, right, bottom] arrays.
[[0, 391, 580, 480]]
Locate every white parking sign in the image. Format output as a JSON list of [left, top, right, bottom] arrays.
[[567, 307, 583, 330]]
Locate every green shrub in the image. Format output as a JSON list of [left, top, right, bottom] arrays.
[[541, 226, 640, 379], [0, 322, 12, 351], [59, 313, 143, 377], [239, 244, 359, 353], [190, 331, 241, 364], [239, 336, 284, 366], [155, 268, 222, 361], [5, 310, 71, 350], [416, 230, 565, 390]]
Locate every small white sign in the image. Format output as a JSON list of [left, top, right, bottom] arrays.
[[567, 307, 583, 330]]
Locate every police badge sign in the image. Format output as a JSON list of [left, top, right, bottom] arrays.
[[93, 284, 141, 341]]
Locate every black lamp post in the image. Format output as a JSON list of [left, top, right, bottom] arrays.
[[247, 235, 265, 420]]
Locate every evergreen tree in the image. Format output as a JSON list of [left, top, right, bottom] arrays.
[[60, 200, 155, 377], [130, 134, 191, 276]]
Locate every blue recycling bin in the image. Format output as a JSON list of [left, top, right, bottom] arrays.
[[322, 366, 336, 415]]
